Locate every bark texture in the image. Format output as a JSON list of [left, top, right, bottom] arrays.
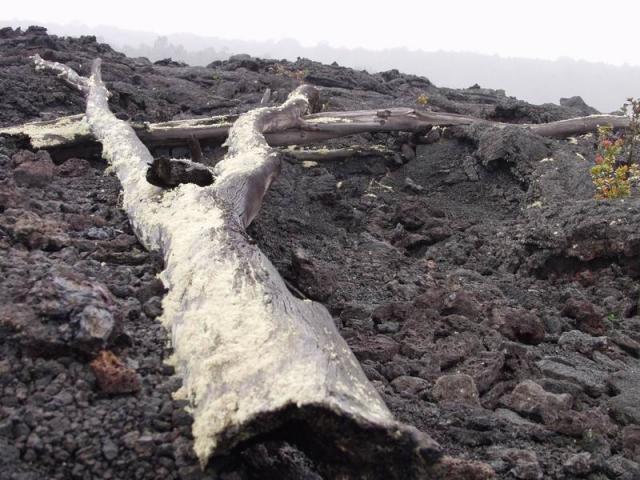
[[30, 55, 444, 476], [2, 105, 630, 151]]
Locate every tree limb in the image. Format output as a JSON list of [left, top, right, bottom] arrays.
[[528, 114, 630, 138], [2, 104, 629, 151], [33, 54, 90, 93], [31, 55, 446, 477], [141, 109, 631, 143]]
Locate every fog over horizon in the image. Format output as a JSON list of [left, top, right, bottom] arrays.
[[4, 18, 640, 113]]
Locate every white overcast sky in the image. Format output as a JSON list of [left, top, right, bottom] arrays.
[[4, 0, 640, 66]]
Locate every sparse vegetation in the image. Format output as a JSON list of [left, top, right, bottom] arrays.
[[416, 93, 429, 106], [591, 97, 640, 199]]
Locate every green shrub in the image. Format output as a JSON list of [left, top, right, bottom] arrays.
[[591, 98, 640, 199]]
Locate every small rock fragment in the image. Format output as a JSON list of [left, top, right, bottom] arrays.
[[551, 407, 617, 438], [102, 438, 119, 461], [402, 177, 424, 193], [56, 157, 91, 177], [352, 335, 400, 363], [11, 210, 69, 251], [376, 321, 400, 333], [435, 331, 483, 368], [462, 156, 479, 181], [391, 375, 429, 397], [12, 149, 55, 187], [432, 374, 480, 407], [561, 298, 606, 336], [563, 452, 593, 476], [558, 330, 607, 355], [488, 448, 543, 480], [458, 351, 505, 393], [90, 350, 140, 394], [400, 143, 416, 162], [609, 331, 640, 357], [444, 291, 482, 321], [2, 269, 122, 355], [537, 357, 607, 397], [493, 408, 537, 427], [422, 128, 441, 145], [603, 455, 640, 479], [372, 302, 412, 324], [143, 296, 163, 319], [490, 307, 545, 345], [427, 455, 496, 480], [607, 369, 640, 425], [291, 248, 337, 301], [500, 380, 572, 423]]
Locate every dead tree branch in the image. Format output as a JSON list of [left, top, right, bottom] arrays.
[[30, 55, 444, 476], [528, 114, 630, 138], [2, 105, 630, 151]]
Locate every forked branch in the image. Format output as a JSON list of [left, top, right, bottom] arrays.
[[30, 55, 469, 479]]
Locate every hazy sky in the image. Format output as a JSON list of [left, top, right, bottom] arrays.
[[4, 0, 640, 66]]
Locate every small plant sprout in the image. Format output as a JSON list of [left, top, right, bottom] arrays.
[[590, 97, 640, 199]]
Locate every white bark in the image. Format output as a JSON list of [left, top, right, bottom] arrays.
[[31, 55, 440, 471]]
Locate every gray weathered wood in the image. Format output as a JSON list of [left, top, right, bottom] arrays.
[[2, 104, 629, 151]]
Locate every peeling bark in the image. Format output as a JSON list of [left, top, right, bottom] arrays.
[[30, 55, 446, 477]]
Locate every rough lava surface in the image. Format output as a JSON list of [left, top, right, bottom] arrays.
[[2, 26, 640, 480]]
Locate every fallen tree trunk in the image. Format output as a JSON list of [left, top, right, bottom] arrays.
[[31, 55, 449, 477], [1, 102, 630, 151]]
